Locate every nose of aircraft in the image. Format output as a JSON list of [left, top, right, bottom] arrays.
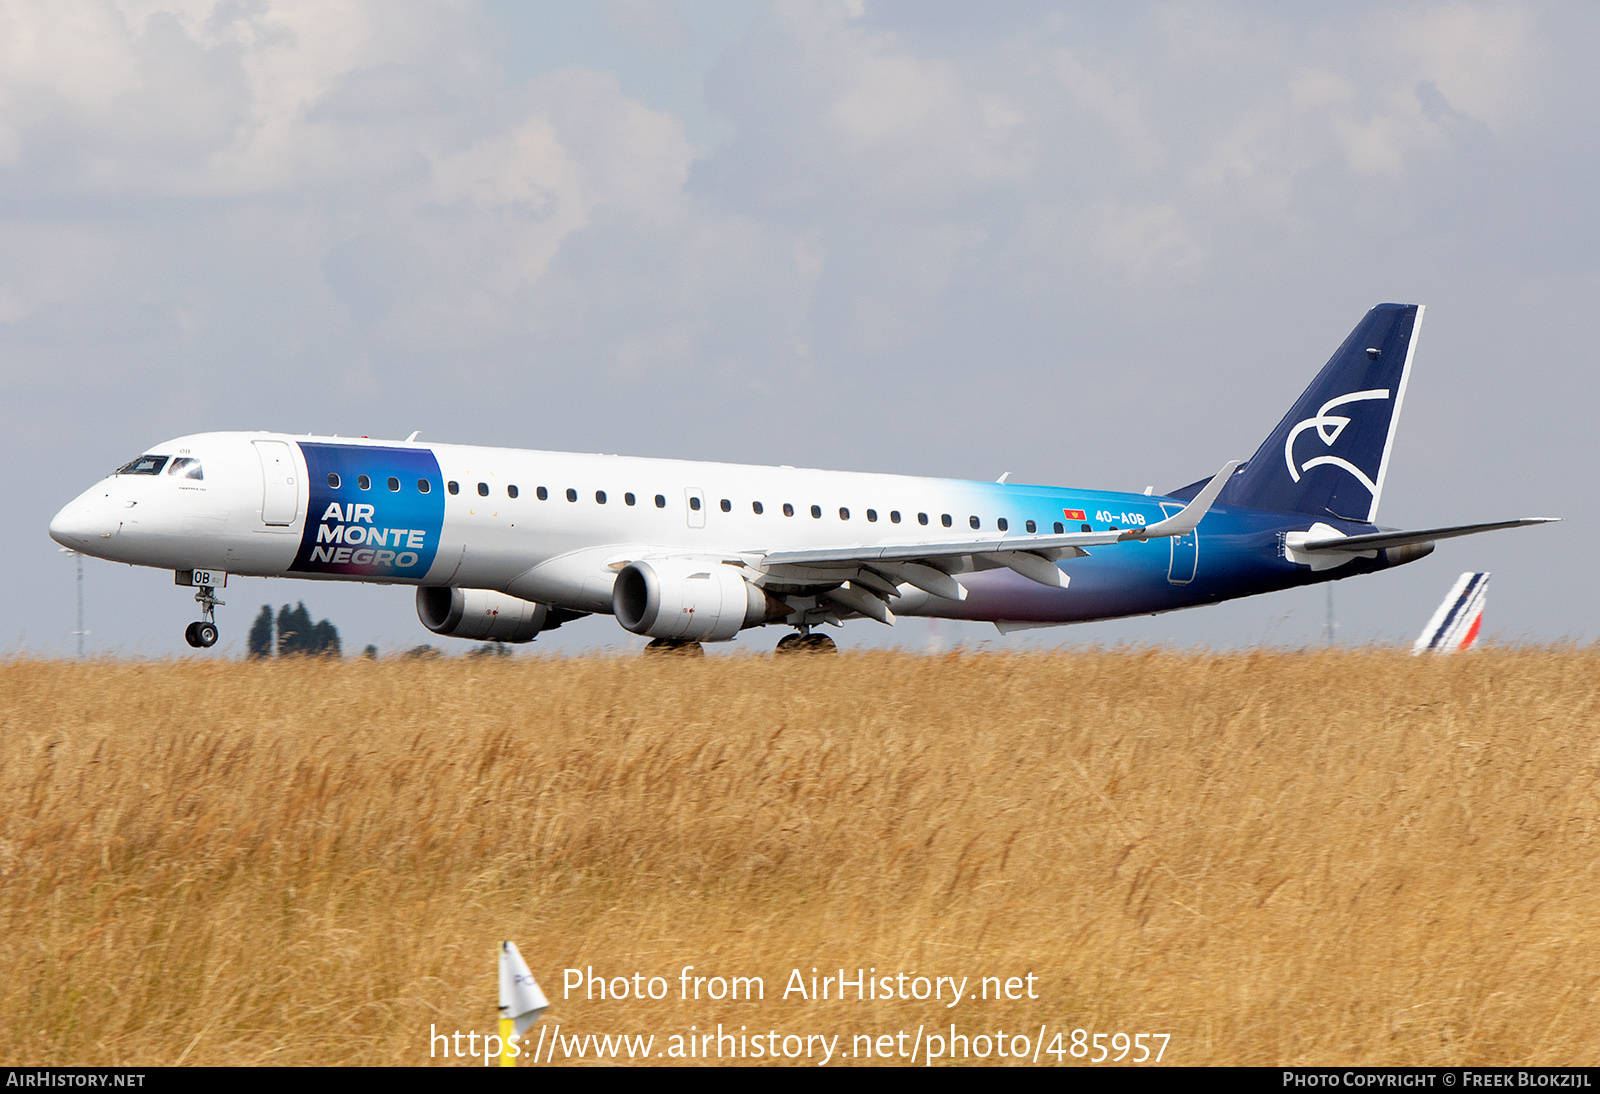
[[49, 492, 120, 550]]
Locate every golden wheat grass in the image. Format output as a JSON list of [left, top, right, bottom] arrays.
[[2, 649, 1597, 1066]]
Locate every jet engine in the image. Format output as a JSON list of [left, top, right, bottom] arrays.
[[612, 559, 786, 641], [416, 587, 552, 643]]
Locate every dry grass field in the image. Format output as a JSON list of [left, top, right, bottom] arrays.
[[2, 648, 1598, 1067]]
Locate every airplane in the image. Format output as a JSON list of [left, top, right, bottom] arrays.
[[1413, 572, 1490, 654], [49, 303, 1556, 655]]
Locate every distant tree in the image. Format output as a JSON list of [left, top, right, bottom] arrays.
[[276, 602, 341, 657], [276, 603, 309, 656], [362, 644, 378, 660], [467, 641, 513, 658], [247, 605, 274, 659], [307, 619, 341, 658]]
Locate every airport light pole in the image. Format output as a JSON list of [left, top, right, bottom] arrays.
[[59, 546, 86, 657]]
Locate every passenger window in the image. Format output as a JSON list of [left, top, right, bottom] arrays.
[[448, 481, 459, 495], [890, 511, 901, 523], [969, 516, 980, 529], [625, 493, 636, 506], [536, 487, 548, 500], [720, 499, 731, 512], [655, 494, 666, 508], [839, 507, 849, 520], [941, 514, 952, 528], [997, 518, 1008, 531], [1054, 522, 1065, 534], [1082, 523, 1092, 532], [388, 477, 400, 492], [566, 489, 577, 502], [327, 473, 341, 489], [917, 512, 928, 526], [753, 501, 764, 515], [866, 509, 877, 522], [596, 491, 607, 504], [1025, 520, 1036, 534], [810, 505, 821, 519], [689, 496, 701, 511], [477, 482, 489, 497], [782, 503, 794, 517], [358, 475, 371, 490], [168, 457, 203, 480], [508, 485, 519, 499], [417, 479, 431, 493]]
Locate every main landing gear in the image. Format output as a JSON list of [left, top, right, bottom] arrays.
[[184, 584, 222, 648], [775, 628, 837, 655], [644, 637, 705, 656]]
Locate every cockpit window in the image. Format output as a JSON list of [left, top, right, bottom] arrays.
[[117, 455, 169, 476], [167, 457, 203, 480]]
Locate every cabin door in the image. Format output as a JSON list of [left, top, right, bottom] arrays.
[[253, 440, 299, 526], [1159, 502, 1197, 585]]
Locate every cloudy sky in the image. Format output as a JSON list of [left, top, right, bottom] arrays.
[[4, 0, 1593, 657]]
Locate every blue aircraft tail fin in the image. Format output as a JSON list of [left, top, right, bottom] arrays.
[[1215, 303, 1423, 524]]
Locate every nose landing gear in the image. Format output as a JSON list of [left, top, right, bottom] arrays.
[[176, 570, 225, 648]]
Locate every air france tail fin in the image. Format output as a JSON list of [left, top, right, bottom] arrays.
[[1220, 303, 1423, 524], [1413, 571, 1489, 654]]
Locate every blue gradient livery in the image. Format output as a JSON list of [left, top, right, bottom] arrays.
[[48, 304, 1556, 651], [292, 443, 445, 580]]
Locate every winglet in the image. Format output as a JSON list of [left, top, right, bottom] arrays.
[[1122, 461, 1241, 541]]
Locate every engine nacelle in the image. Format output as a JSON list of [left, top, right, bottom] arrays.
[[416, 587, 550, 643], [612, 559, 782, 641]]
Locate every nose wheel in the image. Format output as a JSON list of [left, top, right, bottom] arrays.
[[184, 584, 223, 648], [185, 621, 218, 648]]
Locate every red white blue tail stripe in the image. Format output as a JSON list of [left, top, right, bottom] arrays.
[[1413, 572, 1489, 654]]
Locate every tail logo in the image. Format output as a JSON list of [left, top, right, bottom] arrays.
[[1283, 389, 1390, 496]]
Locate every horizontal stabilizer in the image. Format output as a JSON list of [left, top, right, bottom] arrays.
[[1300, 517, 1558, 553]]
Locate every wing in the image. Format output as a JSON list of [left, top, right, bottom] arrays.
[[750, 461, 1240, 624]]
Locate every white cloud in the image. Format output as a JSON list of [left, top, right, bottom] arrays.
[[1378, 3, 1541, 132], [0, 224, 119, 322], [1089, 201, 1203, 279], [1179, 4, 1542, 213], [1051, 48, 1164, 172], [754, 0, 1037, 199], [0, 2, 697, 340], [405, 68, 695, 327]]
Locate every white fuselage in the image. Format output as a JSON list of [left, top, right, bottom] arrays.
[[49, 431, 1173, 626]]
